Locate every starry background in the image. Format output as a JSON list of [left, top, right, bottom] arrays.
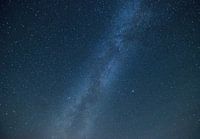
[[0, 0, 200, 139]]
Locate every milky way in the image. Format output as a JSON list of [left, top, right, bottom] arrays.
[[49, 1, 142, 138], [1, 0, 200, 139], [40, 0, 154, 138]]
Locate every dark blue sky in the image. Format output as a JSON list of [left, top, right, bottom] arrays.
[[0, 0, 200, 139]]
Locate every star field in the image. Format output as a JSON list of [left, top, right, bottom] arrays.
[[0, 0, 200, 139]]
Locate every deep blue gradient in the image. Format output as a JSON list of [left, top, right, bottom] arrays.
[[0, 0, 200, 139]]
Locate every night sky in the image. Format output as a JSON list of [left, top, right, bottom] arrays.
[[0, 0, 200, 139]]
